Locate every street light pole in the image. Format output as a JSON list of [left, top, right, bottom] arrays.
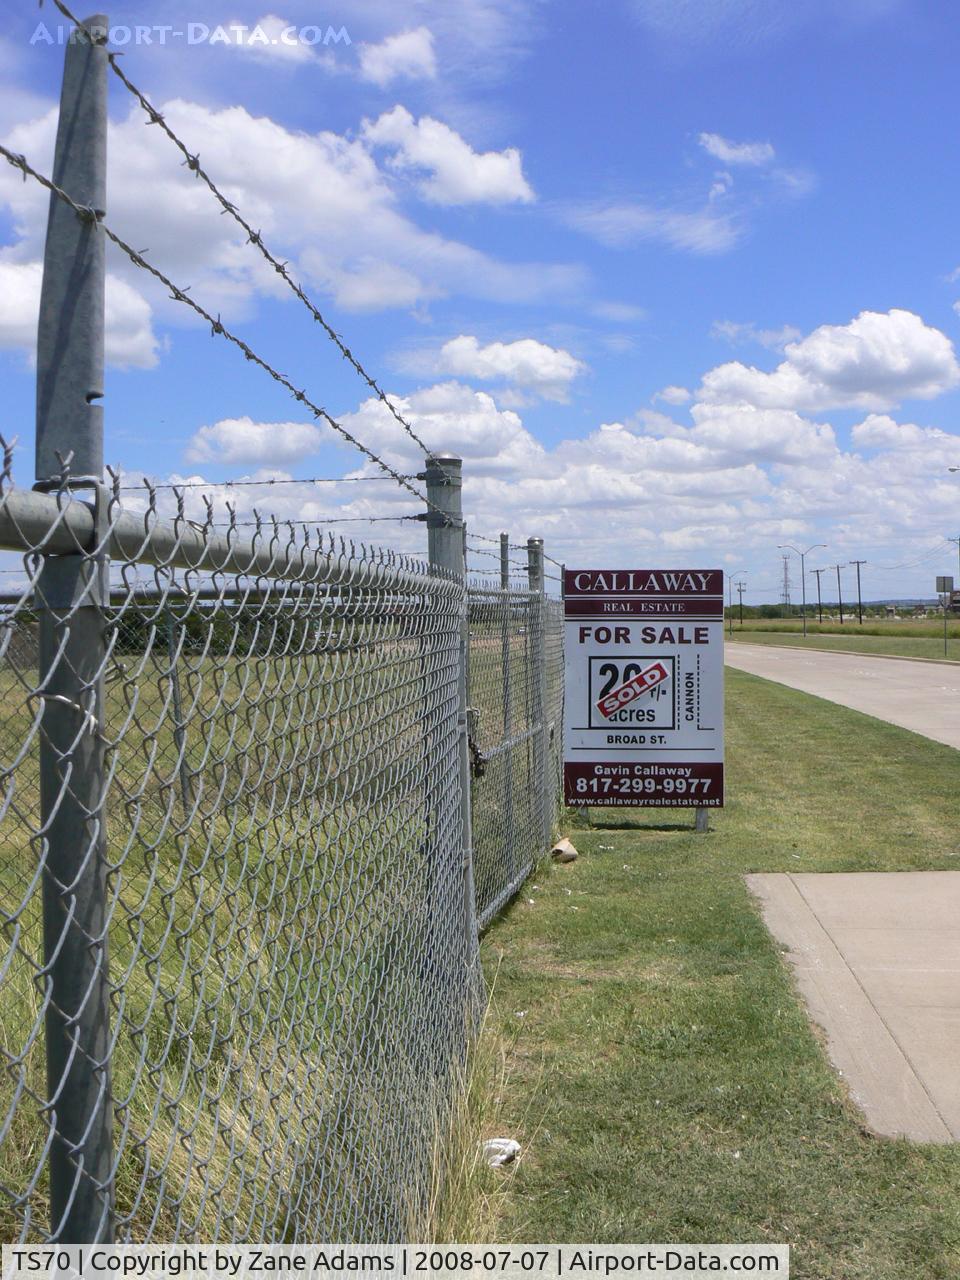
[[778, 543, 826, 639]]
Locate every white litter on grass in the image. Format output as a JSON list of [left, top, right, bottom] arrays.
[[599, 844, 614, 850], [483, 1138, 520, 1168], [551, 838, 579, 863]]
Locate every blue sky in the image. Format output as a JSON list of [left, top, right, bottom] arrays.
[[2, 0, 960, 601]]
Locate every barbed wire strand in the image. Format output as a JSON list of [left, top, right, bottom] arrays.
[[467, 531, 539, 553], [465, 545, 529, 571], [214, 515, 418, 529], [119, 474, 413, 492], [46, 0, 434, 458], [0, 141, 440, 517]]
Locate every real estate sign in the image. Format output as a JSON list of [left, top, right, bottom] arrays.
[[563, 569, 725, 808]]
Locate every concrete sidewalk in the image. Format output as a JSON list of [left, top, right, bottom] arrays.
[[725, 643, 960, 750], [748, 872, 960, 1143]]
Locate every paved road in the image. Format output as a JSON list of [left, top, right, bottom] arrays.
[[726, 643, 960, 750]]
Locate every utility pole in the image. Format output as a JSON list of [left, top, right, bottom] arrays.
[[736, 580, 746, 625], [849, 560, 867, 624], [833, 564, 845, 624], [811, 568, 826, 624], [727, 569, 747, 635], [780, 555, 792, 617], [947, 537, 960, 615]]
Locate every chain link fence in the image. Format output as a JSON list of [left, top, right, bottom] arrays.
[[0, 469, 564, 1243], [0, 18, 564, 1244], [467, 578, 563, 929]]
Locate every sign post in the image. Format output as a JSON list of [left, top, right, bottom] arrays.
[[937, 576, 953, 658], [563, 569, 725, 824]]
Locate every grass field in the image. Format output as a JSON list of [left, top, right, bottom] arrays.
[[728, 618, 960, 661], [0, 616, 467, 1241], [480, 668, 960, 1279]]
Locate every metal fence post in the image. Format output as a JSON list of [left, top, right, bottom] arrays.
[[500, 533, 516, 884], [165, 608, 194, 816], [34, 13, 113, 1243], [424, 456, 481, 1003], [527, 538, 549, 848]]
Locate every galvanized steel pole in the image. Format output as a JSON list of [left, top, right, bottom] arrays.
[[500, 533, 515, 884], [35, 14, 113, 1244], [424, 457, 480, 1003], [527, 538, 548, 848]]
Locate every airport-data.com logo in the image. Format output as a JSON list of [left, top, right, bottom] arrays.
[[29, 21, 352, 49]]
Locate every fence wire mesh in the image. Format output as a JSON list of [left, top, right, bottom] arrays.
[[466, 579, 564, 930], [0, 465, 563, 1243]]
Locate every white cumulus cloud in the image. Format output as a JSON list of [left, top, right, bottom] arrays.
[[0, 99, 574, 325], [358, 28, 438, 86], [185, 417, 323, 465], [363, 106, 534, 205], [699, 309, 960, 411], [430, 335, 585, 400], [0, 258, 158, 369], [654, 385, 692, 405]]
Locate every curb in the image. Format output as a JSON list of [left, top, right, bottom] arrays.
[[727, 639, 960, 668]]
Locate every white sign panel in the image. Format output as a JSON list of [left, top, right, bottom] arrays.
[[563, 569, 725, 807]]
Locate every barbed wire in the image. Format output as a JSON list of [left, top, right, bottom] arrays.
[[0, 140, 441, 517], [466, 532, 534, 553], [465, 544, 529, 570], [213, 515, 418, 529], [119, 474, 412, 492], [46, 0, 434, 459]]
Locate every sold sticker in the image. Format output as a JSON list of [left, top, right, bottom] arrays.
[[595, 660, 669, 719]]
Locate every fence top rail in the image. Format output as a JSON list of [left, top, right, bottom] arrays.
[[0, 482, 461, 598]]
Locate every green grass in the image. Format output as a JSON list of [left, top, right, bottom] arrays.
[[0, 620, 465, 1241], [729, 622, 960, 661], [480, 668, 960, 1279]]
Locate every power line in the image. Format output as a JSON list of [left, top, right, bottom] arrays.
[[0, 141, 436, 515], [870, 540, 953, 571], [47, 0, 434, 458]]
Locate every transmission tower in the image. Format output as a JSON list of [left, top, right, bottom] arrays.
[[780, 554, 792, 609]]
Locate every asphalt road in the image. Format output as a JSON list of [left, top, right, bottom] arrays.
[[725, 643, 960, 750]]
